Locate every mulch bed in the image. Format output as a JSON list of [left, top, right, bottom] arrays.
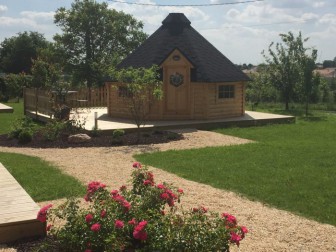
[[0, 130, 184, 149]]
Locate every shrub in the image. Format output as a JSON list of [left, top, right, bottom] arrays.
[[37, 164, 248, 251], [17, 129, 33, 144], [42, 120, 69, 141], [112, 129, 125, 138], [111, 129, 125, 145], [8, 117, 36, 140]]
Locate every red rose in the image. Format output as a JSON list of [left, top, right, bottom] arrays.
[[101, 210, 107, 218], [85, 213, 93, 223], [230, 232, 242, 246], [133, 162, 141, 168], [133, 221, 148, 240], [37, 204, 53, 223], [128, 218, 137, 225], [91, 223, 101, 232], [115, 220, 124, 229]]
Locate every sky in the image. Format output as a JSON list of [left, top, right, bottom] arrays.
[[0, 0, 335, 65]]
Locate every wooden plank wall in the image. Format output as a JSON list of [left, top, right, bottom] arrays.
[[107, 82, 245, 120], [206, 82, 244, 119]]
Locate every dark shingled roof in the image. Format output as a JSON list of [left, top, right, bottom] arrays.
[[118, 13, 250, 83]]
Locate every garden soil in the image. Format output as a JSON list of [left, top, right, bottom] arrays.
[[0, 129, 335, 252]]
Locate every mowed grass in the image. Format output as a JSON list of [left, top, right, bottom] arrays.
[[1, 101, 85, 202], [0, 152, 85, 202], [135, 113, 336, 226], [0, 101, 25, 134]]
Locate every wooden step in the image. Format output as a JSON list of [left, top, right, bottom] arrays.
[[0, 163, 45, 244]]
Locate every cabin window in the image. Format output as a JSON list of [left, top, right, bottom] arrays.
[[218, 85, 234, 99], [118, 86, 132, 98]]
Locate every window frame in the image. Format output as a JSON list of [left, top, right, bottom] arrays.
[[218, 85, 235, 99]]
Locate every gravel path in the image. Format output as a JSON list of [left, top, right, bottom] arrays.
[[0, 129, 335, 251]]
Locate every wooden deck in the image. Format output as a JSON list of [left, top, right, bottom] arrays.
[[0, 103, 13, 113], [0, 163, 45, 244]]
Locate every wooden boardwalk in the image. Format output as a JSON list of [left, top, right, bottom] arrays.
[[0, 163, 45, 244]]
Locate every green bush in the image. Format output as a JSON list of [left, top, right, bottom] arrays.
[[41, 120, 69, 141], [17, 129, 33, 144], [112, 129, 125, 138], [36, 164, 247, 251], [8, 117, 36, 139]]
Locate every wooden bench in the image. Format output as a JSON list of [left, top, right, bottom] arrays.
[[0, 163, 45, 243]]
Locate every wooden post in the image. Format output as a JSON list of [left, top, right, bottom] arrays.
[[35, 88, 38, 120], [23, 87, 26, 116]]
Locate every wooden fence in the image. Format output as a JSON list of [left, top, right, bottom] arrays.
[[23, 86, 108, 121]]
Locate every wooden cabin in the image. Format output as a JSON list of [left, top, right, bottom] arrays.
[[106, 13, 250, 120]]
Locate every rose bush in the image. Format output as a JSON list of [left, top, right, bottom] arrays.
[[37, 163, 248, 251]]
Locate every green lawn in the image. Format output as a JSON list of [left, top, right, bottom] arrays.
[[135, 112, 336, 226], [0, 152, 85, 202], [0, 101, 25, 134], [0, 101, 86, 202]]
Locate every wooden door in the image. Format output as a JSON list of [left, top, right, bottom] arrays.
[[165, 67, 189, 115]]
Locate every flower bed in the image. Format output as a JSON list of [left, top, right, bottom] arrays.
[[37, 163, 247, 251]]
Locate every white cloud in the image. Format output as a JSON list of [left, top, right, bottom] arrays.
[[319, 13, 336, 25], [108, 0, 209, 34], [20, 11, 54, 21], [0, 4, 8, 15]]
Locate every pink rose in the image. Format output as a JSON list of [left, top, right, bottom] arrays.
[[160, 192, 169, 200], [115, 220, 124, 229], [241, 226, 248, 238], [133, 221, 148, 240], [157, 184, 165, 189], [46, 224, 52, 232], [91, 223, 101, 232], [133, 162, 142, 168], [101, 210, 107, 218], [143, 180, 153, 186], [177, 188, 184, 194], [85, 213, 93, 223], [222, 213, 237, 226], [111, 189, 119, 196], [128, 218, 137, 225], [230, 232, 242, 246], [37, 204, 53, 223]]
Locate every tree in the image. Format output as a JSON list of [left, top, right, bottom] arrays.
[[298, 48, 318, 116], [3, 73, 32, 101], [246, 65, 278, 108], [31, 44, 65, 89], [0, 31, 50, 74], [263, 31, 316, 110], [115, 65, 162, 141], [54, 0, 147, 88]]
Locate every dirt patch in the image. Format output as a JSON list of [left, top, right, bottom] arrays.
[[0, 129, 335, 252]]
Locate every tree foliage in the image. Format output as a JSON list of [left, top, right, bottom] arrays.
[[54, 0, 147, 88], [115, 65, 162, 140], [263, 31, 318, 111], [0, 31, 50, 74]]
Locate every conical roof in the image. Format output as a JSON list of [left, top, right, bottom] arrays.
[[118, 13, 249, 82]]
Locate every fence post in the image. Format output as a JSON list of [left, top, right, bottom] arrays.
[[23, 87, 26, 116], [35, 88, 38, 120]]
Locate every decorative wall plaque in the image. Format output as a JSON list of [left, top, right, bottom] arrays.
[[170, 72, 184, 87], [172, 55, 181, 61]]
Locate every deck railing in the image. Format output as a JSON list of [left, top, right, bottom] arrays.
[[23, 86, 108, 121]]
